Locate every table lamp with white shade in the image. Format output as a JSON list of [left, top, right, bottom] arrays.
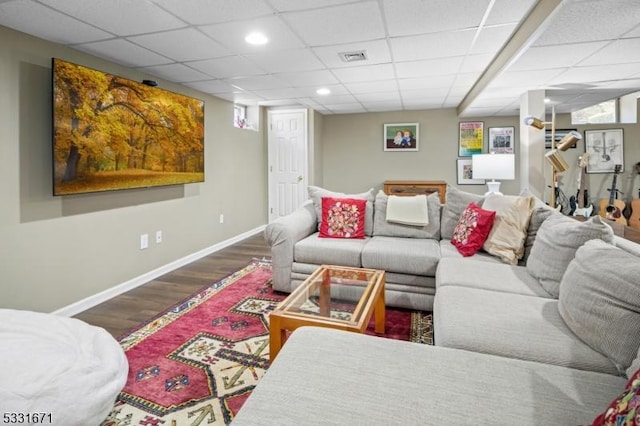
[[471, 153, 516, 196]]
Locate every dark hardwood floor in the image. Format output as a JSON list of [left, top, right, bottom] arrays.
[[74, 232, 271, 338]]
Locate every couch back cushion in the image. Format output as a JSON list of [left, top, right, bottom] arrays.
[[521, 207, 558, 263], [441, 186, 484, 240], [308, 186, 374, 236], [526, 214, 614, 298], [558, 239, 640, 376], [373, 190, 441, 239]]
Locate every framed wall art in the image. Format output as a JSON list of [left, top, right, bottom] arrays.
[[488, 127, 514, 154], [459, 121, 483, 156], [584, 129, 624, 173], [456, 158, 485, 185], [384, 123, 419, 151]]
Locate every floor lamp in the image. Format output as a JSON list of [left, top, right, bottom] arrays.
[[523, 107, 582, 208]]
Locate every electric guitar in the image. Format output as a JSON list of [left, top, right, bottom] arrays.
[[569, 153, 593, 217], [628, 162, 640, 230], [599, 164, 627, 225]]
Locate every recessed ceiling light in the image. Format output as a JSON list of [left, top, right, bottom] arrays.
[[245, 32, 268, 45], [316, 88, 331, 95], [544, 98, 551, 103]]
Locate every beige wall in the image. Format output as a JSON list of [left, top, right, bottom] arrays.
[[0, 26, 268, 312]]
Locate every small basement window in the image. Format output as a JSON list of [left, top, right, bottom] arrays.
[[571, 99, 617, 125], [234, 104, 247, 128]]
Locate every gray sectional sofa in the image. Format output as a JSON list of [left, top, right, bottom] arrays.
[[233, 185, 640, 425]]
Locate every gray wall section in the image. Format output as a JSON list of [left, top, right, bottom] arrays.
[[0, 26, 268, 312]]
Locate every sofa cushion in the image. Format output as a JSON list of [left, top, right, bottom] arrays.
[[451, 203, 496, 256], [482, 195, 535, 264], [231, 327, 626, 426], [439, 240, 503, 263], [526, 214, 614, 298], [521, 207, 557, 263], [559, 239, 640, 376], [434, 286, 618, 375], [361, 236, 440, 276], [319, 197, 366, 239], [373, 191, 441, 239], [308, 186, 374, 236], [592, 368, 640, 426], [436, 257, 552, 298], [440, 186, 484, 239], [294, 233, 367, 267]]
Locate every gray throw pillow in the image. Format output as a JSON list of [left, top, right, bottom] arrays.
[[521, 207, 558, 264], [372, 190, 441, 239], [440, 186, 484, 240], [526, 214, 614, 298], [307, 186, 374, 236], [628, 346, 640, 379], [558, 239, 640, 376]]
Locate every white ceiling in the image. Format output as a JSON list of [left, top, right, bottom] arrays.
[[1, 0, 639, 116]]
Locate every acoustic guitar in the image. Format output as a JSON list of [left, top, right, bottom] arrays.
[[628, 162, 640, 230], [569, 153, 593, 217], [599, 164, 627, 225]]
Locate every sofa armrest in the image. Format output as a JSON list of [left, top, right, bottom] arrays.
[[265, 201, 317, 292]]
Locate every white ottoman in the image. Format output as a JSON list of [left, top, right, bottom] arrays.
[[0, 309, 128, 425]]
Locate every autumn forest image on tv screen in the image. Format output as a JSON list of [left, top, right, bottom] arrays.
[[52, 58, 205, 195]]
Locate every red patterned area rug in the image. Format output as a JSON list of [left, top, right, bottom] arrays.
[[101, 259, 432, 426]]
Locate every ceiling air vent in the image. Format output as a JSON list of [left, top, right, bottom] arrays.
[[339, 50, 367, 63]]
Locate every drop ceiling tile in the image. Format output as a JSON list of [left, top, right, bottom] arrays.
[[141, 63, 212, 83], [549, 63, 640, 86], [324, 103, 367, 113], [363, 100, 403, 111], [283, 85, 350, 98], [269, 0, 353, 12], [461, 53, 494, 73], [244, 48, 325, 73], [0, 0, 110, 44], [398, 75, 456, 91], [311, 94, 358, 104], [252, 88, 306, 100], [75, 39, 172, 67], [344, 80, 398, 94], [39, 0, 185, 36], [383, 0, 490, 37], [199, 16, 304, 54], [401, 89, 448, 101], [390, 31, 475, 62], [579, 38, 640, 66], [312, 40, 392, 68], [395, 57, 464, 79], [183, 79, 237, 94], [228, 75, 292, 91], [453, 72, 481, 87], [490, 69, 564, 88], [128, 28, 229, 62], [509, 41, 609, 71], [603, 78, 640, 89], [535, 0, 640, 46], [282, 2, 385, 46], [471, 24, 517, 55], [188, 56, 267, 79], [259, 99, 306, 107], [273, 70, 339, 87], [353, 91, 401, 102], [332, 64, 395, 83], [154, 0, 274, 25]]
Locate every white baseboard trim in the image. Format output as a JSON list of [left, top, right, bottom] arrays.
[[53, 225, 266, 317]]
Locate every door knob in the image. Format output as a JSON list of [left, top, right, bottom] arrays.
[[297, 175, 303, 182]]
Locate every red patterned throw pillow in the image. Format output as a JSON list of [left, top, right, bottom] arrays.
[[451, 202, 496, 256], [319, 197, 366, 239], [591, 368, 640, 426]]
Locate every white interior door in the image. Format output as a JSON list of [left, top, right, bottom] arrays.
[[268, 109, 308, 222]]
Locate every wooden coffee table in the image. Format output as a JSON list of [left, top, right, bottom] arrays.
[[269, 265, 385, 361]]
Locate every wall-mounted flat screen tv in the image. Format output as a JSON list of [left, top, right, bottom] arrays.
[[52, 58, 205, 195]]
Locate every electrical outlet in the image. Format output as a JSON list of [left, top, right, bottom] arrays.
[[140, 233, 149, 250], [155, 230, 162, 244], [219, 214, 224, 224]]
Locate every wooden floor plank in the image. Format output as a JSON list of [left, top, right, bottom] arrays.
[[74, 233, 271, 338]]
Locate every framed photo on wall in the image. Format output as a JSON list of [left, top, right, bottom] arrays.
[[584, 129, 624, 173], [459, 121, 483, 156], [488, 127, 515, 154], [384, 123, 419, 151], [457, 158, 485, 185]]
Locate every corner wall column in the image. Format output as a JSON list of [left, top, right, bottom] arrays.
[[519, 90, 546, 200]]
